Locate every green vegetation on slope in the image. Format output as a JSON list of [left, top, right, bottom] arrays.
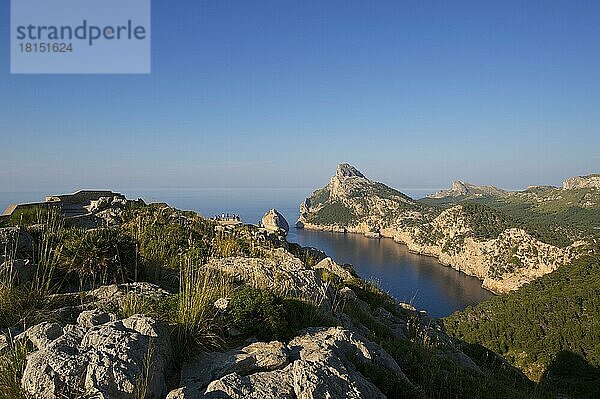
[[422, 187, 600, 246], [461, 202, 513, 239], [341, 279, 537, 399], [309, 201, 358, 225], [445, 254, 600, 398]]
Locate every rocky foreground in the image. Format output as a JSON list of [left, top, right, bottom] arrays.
[[298, 164, 597, 293], [0, 193, 536, 398]]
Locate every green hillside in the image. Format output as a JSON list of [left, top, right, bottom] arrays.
[[421, 187, 600, 246], [445, 253, 600, 398]]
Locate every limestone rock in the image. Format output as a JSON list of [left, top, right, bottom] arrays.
[[22, 322, 64, 350], [50, 282, 171, 323], [213, 297, 230, 311], [563, 174, 600, 190], [205, 248, 332, 306], [243, 341, 289, 371], [314, 257, 354, 280], [261, 209, 289, 236], [168, 327, 409, 399], [77, 309, 117, 328], [21, 315, 171, 399], [336, 163, 365, 178], [173, 340, 290, 398]]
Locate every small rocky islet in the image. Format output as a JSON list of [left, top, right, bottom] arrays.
[[0, 168, 598, 398]]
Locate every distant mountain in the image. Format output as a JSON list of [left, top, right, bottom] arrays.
[[427, 181, 508, 199], [298, 164, 595, 294]]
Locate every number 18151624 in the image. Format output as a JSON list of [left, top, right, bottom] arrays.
[[19, 43, 74, 53]]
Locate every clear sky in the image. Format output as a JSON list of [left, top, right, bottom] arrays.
[[1, 0, 599, 193]]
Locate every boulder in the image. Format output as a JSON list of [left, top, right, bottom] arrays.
[[22, 322, 64, 350], [167, 327, 410, 399], [313, 257, 354, 280], [261, 209, 289, 236], [172, 340, 290, 397], [205, 248, 332, 307], [21, 315, 171, 399]]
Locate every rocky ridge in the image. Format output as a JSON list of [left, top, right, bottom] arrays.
[[2, 197, 522, 398], [427, 181, 508, 199]]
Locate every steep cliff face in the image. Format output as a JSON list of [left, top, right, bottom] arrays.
[[563, 174, 600, 190], [298, 164, 590, 294]]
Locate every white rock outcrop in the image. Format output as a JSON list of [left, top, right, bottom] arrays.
[[563, 174, 600, 190], [206, 248, 332, 306], [21, 315, 171, 399], [167, 327, 410, 399], [261, 209, 289, 236]]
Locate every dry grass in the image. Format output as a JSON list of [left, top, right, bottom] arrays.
[[172, 257, 233, 362], [0, 338, 29, 399], [0, 208, 62, 329]]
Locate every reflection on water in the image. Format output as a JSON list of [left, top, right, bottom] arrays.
[[287, 229, 494, 318]]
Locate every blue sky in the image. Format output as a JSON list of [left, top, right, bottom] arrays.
[[1, 0, 599, 193]]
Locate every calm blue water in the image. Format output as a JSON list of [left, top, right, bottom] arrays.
[[1, 188, 492, 317]]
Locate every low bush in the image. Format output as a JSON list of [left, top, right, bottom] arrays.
[[59, 228, 138, 287], [227, 287, 286, 340], [0, 284, 50, 329]]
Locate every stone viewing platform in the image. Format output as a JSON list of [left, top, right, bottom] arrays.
[[1, 190, 133, 227], [211, 213, 243, 226]]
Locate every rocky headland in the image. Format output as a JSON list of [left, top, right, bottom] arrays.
[[298, 164, 596, 294]]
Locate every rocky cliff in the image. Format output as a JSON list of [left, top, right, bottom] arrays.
[[298, 164, 592, 294], [563, 174, 600, 190]]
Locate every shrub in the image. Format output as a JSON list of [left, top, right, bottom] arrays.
[[59, 228, 138, 287], [282, 298, 337, 335], [445, 253, 600, 394], [8, 206, 54, 227], [119, 291, 177, 319], [0, 284, 51, 329], [228, 287, 286, 340], [0, 208, 62, 329]]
